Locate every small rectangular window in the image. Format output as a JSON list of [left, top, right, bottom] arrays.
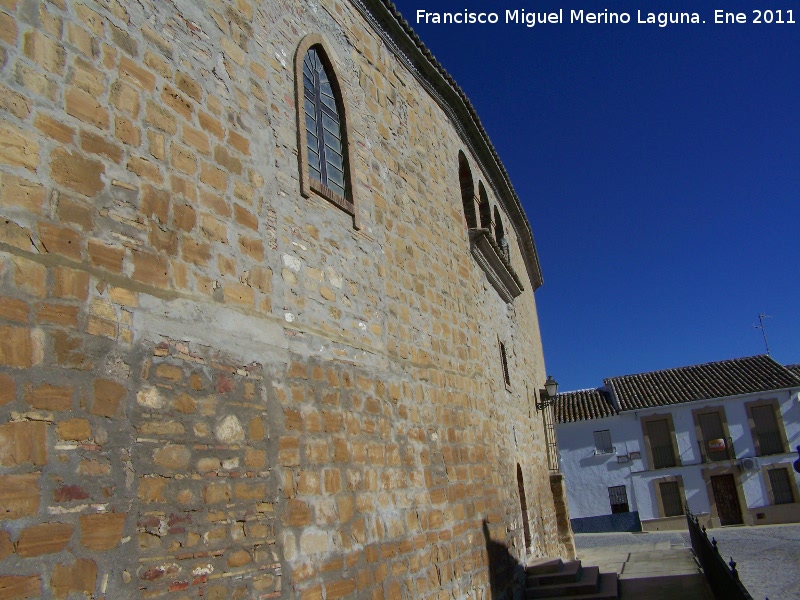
[[768, 468, 795, 504], [593, 430, 613, 454], [659, 481, 684, 517], [608, 485, 629, 514]]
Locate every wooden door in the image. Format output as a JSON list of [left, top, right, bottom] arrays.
[[711, 474, 743, 526]]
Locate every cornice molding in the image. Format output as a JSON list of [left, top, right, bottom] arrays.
[[469, 229, 524, 303], [350, 0, 544, 291]]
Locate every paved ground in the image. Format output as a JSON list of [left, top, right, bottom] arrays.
[[574, 523, 800, 600], [575, 535, 712, 600]]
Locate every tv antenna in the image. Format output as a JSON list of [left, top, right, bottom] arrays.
[[753, 313, 771, 355]]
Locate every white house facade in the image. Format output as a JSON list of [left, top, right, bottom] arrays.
[[554, 355, 800, 532]]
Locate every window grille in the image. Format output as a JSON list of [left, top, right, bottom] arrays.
[[608, 485, 629, 514], [593, 430, 613, 454], [303, 47, 346, 198], [697, 411, 729, 462], [768, 468, 795, 504], [659, 481, 684, 517], [646, 419, 677, 469], [751, 405, 784, 456]]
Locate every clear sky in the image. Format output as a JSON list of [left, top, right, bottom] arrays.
[[390, 0, 800, 391]]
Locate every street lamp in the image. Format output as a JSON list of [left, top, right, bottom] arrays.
[[535, 375, 559, 410]]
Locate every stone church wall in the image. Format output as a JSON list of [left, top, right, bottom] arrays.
[[0, 0, 568, 597]]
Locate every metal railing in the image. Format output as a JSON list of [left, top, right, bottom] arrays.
[[756, 430, 784, 456], [697, 436, 736, 463], [651, 444, 677, 469], [686, 509, 760, 600]]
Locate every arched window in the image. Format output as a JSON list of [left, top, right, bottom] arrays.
[[303, 47, 345, 197], [458, 152, 477, 229], [478, 183, 491, 230], [494, 206, 509, 260], [295, 36, 355, 220]]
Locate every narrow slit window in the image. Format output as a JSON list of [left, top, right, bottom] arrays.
[[499, 342, 511, 389]]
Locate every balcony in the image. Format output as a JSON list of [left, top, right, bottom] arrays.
[[468, 229, 524, 303], [651, 445, 677, 469], [756, 430, 785, 456], [697, 437, 736, 463]]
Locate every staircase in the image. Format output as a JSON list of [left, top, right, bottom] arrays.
[[525, 557, 619, 600]]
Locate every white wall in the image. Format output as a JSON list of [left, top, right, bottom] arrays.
[[556, 388, 800, 523]]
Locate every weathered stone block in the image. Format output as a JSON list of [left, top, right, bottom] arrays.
[[0, 575, 41, 600], [79, 513, 126, 550], [0, 530, 11, 561], [138, 476, 167, 503], [56, 418, 91, 441], [0, 473, 40, 519], [65, 87, 110, 129], [91, 379, 126, 417], [81, 130, 123, 162], [119, 56, 155, 92], [0, 296, 29, 323], [132, 250, 169, 288], [50, 147, 105, 196], [34, 113, 74, 143], [226, 549, 251, 568], [0, 173, 44, 213], [283, 499, 311, 527], [50, 558, 97, 599], [0, 122, 39, 171], [0, 326, 41, 369], [153, 444, 190, 470], [0, 421, 47, 466], [202, 482, 231, 504], [23, 29, 65, 74], [52, 266, 89, 299], [16, 522, 74, 557], [88, 239, 125, 273], [0, 373, 13, 405]]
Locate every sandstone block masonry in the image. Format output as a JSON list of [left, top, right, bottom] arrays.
[[0, 0, 570, 598]]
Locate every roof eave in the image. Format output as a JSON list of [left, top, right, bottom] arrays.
[[354, 0, 544, 291]]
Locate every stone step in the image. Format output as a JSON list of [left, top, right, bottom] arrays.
[[528, 560, 583, 586], [529, 573, 619, 600], [528, 566, 600, 598], [526, 557, 564, 576]]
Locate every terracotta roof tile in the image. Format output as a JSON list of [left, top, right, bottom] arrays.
[[554, 388, 617, 423], [606, 355, 800, 412]]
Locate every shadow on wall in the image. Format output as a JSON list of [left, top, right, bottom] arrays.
[[482, 519, 526, 600]]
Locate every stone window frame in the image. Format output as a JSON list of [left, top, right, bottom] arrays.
[[760, 462, 799, 505], [654, 474, 686, 518], [744, 397, 789, 457], [294, 34, 359, 228], [691, 405, 734, 463], [640, 413, 681, 470]]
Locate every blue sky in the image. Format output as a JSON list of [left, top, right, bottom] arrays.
[[390, 0, 800, 390]]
